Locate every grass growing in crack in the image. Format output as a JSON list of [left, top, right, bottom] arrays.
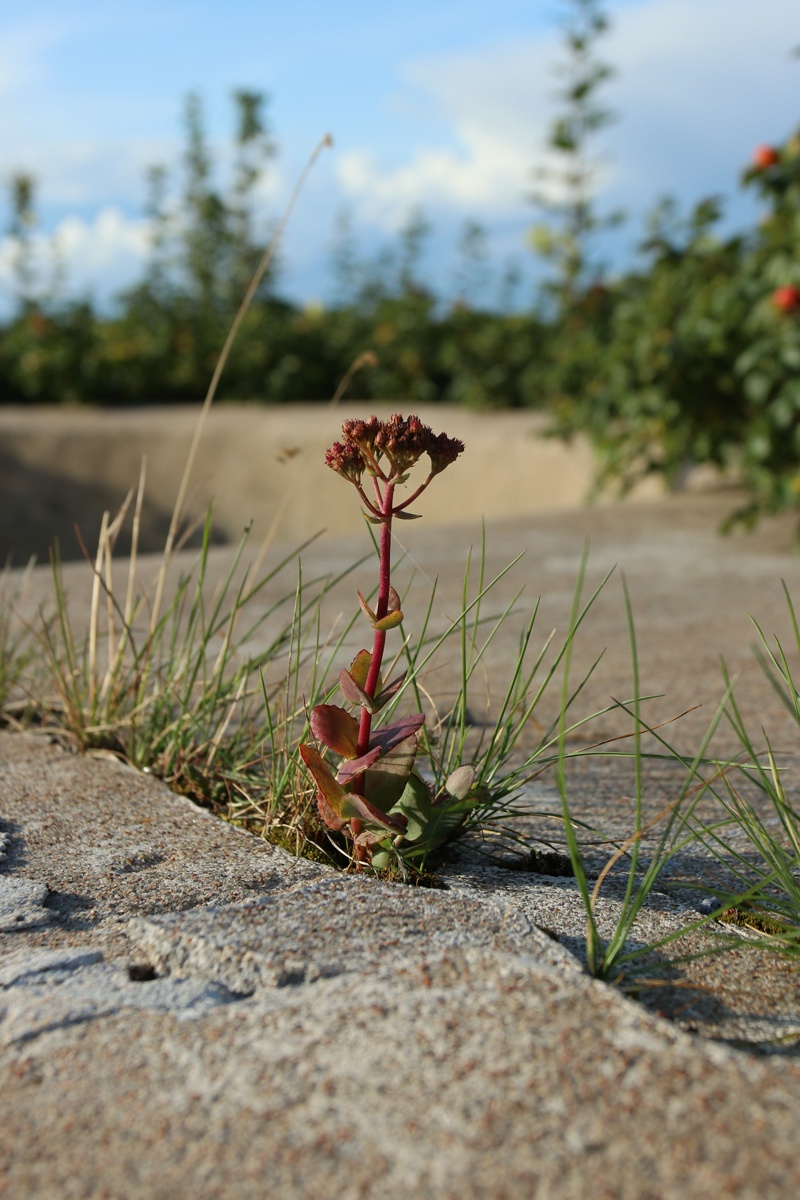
[[550, 570, 762, 981], [384, 537, 630, 866], [33, 476, 365, 828], [1, 120, 797, 1003], [676, 587, 800, 956], [0, 560, 36, 721]]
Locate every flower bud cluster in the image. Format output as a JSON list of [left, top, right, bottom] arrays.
[[325, 412, 464, 484], [324, 440, 366, 484]]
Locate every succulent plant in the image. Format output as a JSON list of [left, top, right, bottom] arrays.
[[299, 412, 475, 869]]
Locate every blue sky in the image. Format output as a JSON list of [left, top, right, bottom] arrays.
[[1, 0, 798, 312]]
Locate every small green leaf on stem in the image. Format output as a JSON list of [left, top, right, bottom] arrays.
[[349, 649, 372, 689], [373, 610, 404, 632]]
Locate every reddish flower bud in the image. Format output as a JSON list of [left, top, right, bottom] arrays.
[[427, 432, 465, 476], [341, 415, 382, 455], [374, 412, 432, 475], [327, 413, 464, 489], [325, 440, 365, 482]]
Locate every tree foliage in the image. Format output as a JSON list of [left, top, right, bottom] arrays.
[[4, 50, 800, 528]]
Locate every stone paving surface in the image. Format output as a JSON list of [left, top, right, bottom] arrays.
[[2, 490, 800, 1197]]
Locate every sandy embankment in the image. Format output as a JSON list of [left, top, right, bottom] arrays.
[[0, 403, 668, 564]]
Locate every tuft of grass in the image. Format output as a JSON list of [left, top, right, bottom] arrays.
[[546, 571, 759, 981], [3, 122, 798, 1005], [28, 459, 373, 855], [380, 536, 626, 866], [0, 558, 36, 722], [677, 586, 800, 957]]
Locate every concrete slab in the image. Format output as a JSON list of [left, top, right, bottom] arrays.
[[3, 465, 800, 1195]]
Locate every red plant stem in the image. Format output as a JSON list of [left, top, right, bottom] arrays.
[[355, 481, 395, 765], [349, 482, 394, 861], [394, 474, 432, 512]]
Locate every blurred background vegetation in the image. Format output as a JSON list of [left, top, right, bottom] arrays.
[[2, 0, 800, 526]]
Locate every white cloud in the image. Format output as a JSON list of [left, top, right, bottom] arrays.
[[607, 0, 800, 202], [335, 0, 800, 231], [0, 206, 150, 310], [336, 36, 558, 227], [0, 17, 71, 102], [55, 207, 150, 274]]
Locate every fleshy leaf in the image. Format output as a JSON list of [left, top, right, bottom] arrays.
[[354, 829, 392, 848], [298, 743, 346, 817], [373, 609, 403, 632], [336, 712, 425, 785], [394, 788, 475, 856], [370, 847, 392, 871], [341, 790, 408, 832], [369, 711, 425, 752], [421, 796, 474, 848], [358, 590, 403, 631], [349, 649, 372, 690], [373, 671, 407, 711], [445, 765, 477, 800], [394, 510, 422, 520], [309, 704, 359, 757], [336, 745, 382, 782], [365, 733, 421, 811], [316, 790, 347, 832], [391, 773, 432, 842], [387, 586, 402, 613], [338, 668, 375, 713]]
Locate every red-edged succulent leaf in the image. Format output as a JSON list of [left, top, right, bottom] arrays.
[[299, 744, 346, 818], [339, 650, 382, 711], [338, 668, 375, 713], [341, 790, 408, 833], [387, 586, 402, 613], [373, 671, 407, 711], [357, 590, 403, 631], [316, 790, 347, 832], [394, 509, 422, 520], [336, 712, 425, 785], [309, 704, 359, 757], [354, 829, 392, 847], [336, 745, 382, 783], [369, 712, 425, 753]]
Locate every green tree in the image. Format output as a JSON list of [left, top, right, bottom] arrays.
[[7, 173, 38, 309], [529, 0, 622, 304]]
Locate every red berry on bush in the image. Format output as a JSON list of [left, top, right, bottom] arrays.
[[753, 145, 779, 170], [772, 286, 800, 314]]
